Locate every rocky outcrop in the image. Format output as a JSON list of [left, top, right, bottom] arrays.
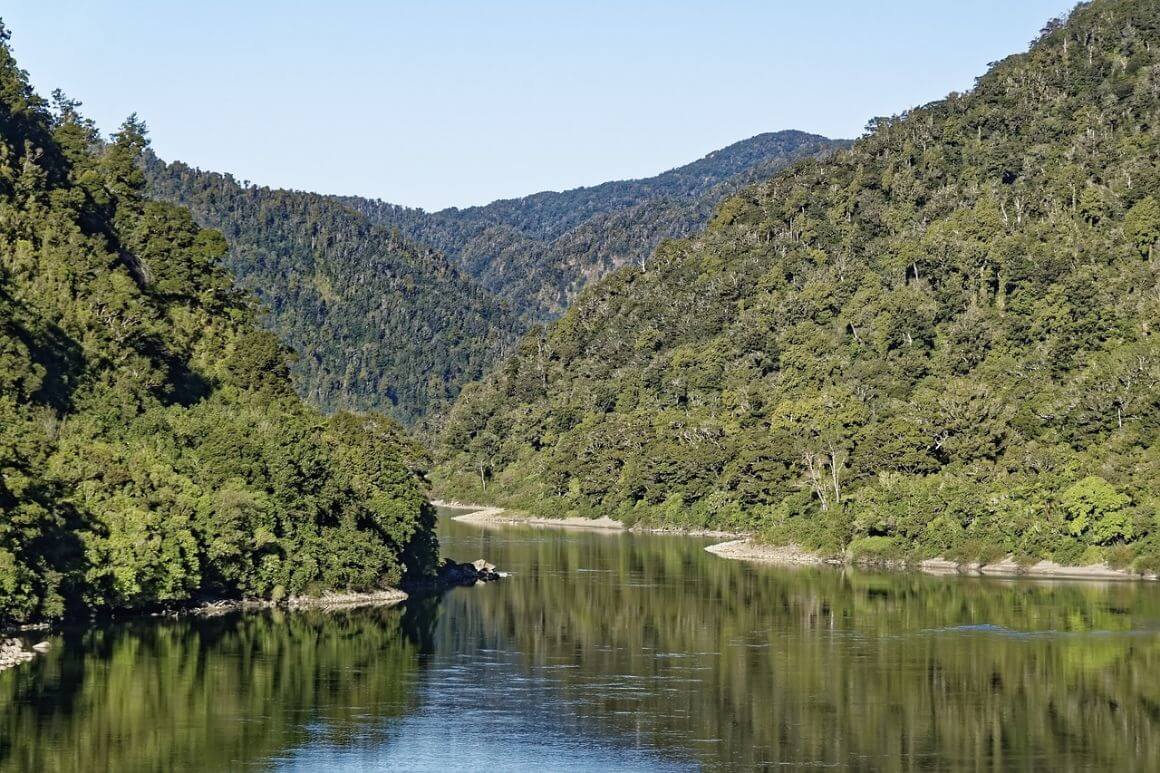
[[437, 558, 504, 587]]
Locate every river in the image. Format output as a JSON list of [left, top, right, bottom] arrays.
[[2, 508, 1159, 771]]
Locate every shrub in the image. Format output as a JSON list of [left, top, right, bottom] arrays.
[[1062, 476, 1133, 545], [848, 536, 904, 564]]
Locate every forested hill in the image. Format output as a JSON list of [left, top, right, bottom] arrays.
[[0, 24, 436, 625], [144, 156, 523, 425], [437, 0, 1160, 572], [338, 131, 846, 319], [144, 132, 842, 424]]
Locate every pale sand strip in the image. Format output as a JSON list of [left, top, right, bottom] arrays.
[[919, 556, 1156, 581], [436, 500, 742, 537], [705, 538, 1157, 581], [436, 501, 1158, 583], [704, 539, 834, 566], [433, 500, 624, 531]]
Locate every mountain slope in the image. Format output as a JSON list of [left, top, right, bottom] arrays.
[[340, 131, 847, 318], [0, 26, 435, 625], [436, 0, 1160, 571], [144, 157, 524, 426], [145, 132, 843, 424]]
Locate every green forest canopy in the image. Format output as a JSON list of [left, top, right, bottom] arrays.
[[145, 133, 843, 429], [144, 157, 524, 428], [0, 23, 437, 626], [340, 131, 847, 321], [435, 0, 1160, 573]]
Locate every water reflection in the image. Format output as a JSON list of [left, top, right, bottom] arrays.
[[0, 609, 425, 772], [432, 519, 1160, 770], [2, 515, 1159, 771]]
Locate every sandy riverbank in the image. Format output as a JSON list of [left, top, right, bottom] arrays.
[[436, 501, 1158, 582], [707, 538, 1158, 581], [918, 556, 1157, 581], [434, 500, 739, 537], [704, 539, 836, 566], [433, 500, 625, 531]]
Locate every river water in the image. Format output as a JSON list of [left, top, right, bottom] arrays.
[[2, 509, 1159, 771]]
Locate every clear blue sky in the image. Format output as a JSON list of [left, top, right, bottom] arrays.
[[5, 1, 1076, 211]]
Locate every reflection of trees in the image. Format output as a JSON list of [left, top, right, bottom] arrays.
[[0, 608, 425, 772], [3, 526, 1158, 771], [400, 594, 443, 654], [438, 525, 1160, 769]]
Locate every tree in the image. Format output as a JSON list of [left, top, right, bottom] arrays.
[[1062, 476, 1133, 545], [770, 388, 868, 511], [1124, 196, 1160, 261]]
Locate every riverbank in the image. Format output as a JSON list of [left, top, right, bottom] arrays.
[[708, 538, 1159, 582], [434, 500, 625, 531], [189, 589, 409, 617], [434, 499, 740, 538], [437, 501, 1159, 582], [705, 539, 837, 567], [918, 555, 1157, 581]]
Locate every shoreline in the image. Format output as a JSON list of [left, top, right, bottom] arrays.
[[0, 589, 409, 671], [434, 499, 739, 538], [707, 538, 1158, 582], [704, 539, 839, 567], [187, 589, 409, 617], [434, 499, 626, 532], [436, 501, 1159, 583]]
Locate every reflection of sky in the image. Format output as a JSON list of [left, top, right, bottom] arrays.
[[12, 516, 1160, 771], [264, 516, 1160, 771], [268, 521, 699, 772], [268, 644, 695, 773]]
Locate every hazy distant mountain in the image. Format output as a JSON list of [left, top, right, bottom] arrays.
[[337, 131, 847, 318]]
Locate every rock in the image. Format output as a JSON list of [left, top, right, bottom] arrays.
[[31, 641, 51, 653], [437, 557, 505, 587]]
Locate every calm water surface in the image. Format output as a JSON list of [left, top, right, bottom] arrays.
[[2, 509, 1159, 771]]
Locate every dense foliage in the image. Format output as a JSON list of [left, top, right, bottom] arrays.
[[146, 133, 840, 426], [341, 131, 845, 319], [0, 26, 436, 625], [144, 158, 523, 426], [437, 0, 1160, 572]]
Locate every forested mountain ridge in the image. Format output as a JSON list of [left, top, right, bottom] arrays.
[[437, 0, 1160, 572], [339, 131, 846, 318], [0, 25, 436, 625], [144, 156, 524, 426], [144, 132, 842, 424]]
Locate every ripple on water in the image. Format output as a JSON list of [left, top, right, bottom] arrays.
[[920, 623, 1159, 639]]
